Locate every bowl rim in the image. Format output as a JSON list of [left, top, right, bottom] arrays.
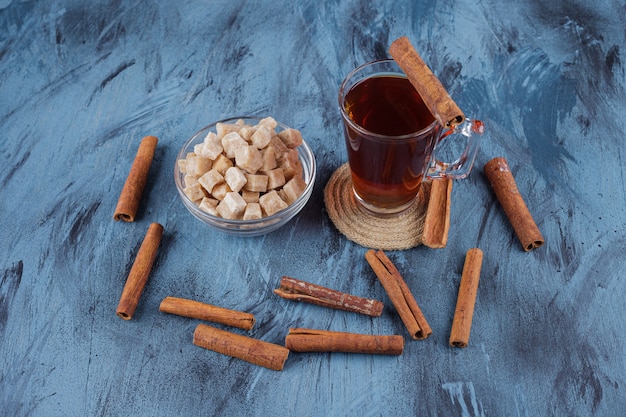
[[174, 116, 316, 229]]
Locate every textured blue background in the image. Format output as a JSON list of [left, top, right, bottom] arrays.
[[1, 1, 625, 416]]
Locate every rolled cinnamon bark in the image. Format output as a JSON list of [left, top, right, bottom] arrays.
[[114, 135, 158, 222], [365, 250, 432, 340], [449, 248, 484, 348], [389, 36, 464, 128], [159, 296, 255, 330], [484, 157, 544, 251], [274, 276, 384, 317], [193, 324, 289, 371], [285, 328, 404, 355], [422, 178, 453, 248], [116, 222, 163, 320]]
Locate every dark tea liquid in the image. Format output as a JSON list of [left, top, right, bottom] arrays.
[[343, 75, 438, 211]]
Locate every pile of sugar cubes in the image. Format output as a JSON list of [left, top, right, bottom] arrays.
[[178, 117, 308, 220]]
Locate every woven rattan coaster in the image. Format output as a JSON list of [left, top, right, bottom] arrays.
[[324, 163, 431, 250]]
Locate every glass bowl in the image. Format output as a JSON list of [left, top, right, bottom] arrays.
[[174, 116, 316, 236]]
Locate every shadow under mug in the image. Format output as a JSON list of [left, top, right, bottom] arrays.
[[339, 59, 485, 214]]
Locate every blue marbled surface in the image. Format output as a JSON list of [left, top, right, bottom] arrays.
[[1, 1, 625, 416]]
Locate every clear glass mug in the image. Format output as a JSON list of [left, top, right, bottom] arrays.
[[339, 59, 485, 214]]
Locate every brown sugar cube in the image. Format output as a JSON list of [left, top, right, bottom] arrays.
[[186, 155, 213, 177], [183, 183, 206, 202], [278, 128, 303, 148], [235, 146, 263, 174], [212, 154, 234, 175], [244, 173, 268, 193], [202, 131, 224, 160], [260, 146, 278, 172], [282, 176, 306, 204], [211, 182, 232, 201], [193, 143, 207, 158], [216, 192, 247, 219], [241, 190, 260, 203], [190, 145, 203, 161], [221, 131, 248, 158], [243, 203, 263, 220], [238, 125, 256, 141], [184, 175, 198, 187], [278, 149, 302, 180], [224, 166, 247, 193], [198, 169, 224, 194], [293, 160, 304, 180], [216, 121, 244, 138], [259, 116, 278, 129], [198, 197, 219, 216], [268, 135, 289, 156], [266, 168, 286, 190], [177, 158, 189, 175], [251, 124, 273, 149], [259, 190, 288, 216], [277, 189, 288, 203]]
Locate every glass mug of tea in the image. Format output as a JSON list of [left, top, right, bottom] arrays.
[[339, 59, 484, 214]]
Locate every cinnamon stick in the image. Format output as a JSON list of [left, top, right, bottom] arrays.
[[285, 328, 404, 355], [484, 157, 544, 251], [159, 296, 255, 330], [114, 135, 158, 222], [364, 249, 432, 340], [116, 222, 163, 320], [389, 36, 464, 128], [422, 178, 453, 248], [274, 276, 384, 317], [193, 324, 289, 371], [449, 248, 483, 348]]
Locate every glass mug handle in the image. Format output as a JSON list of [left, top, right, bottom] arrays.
[[426, 119, 485, 179]]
